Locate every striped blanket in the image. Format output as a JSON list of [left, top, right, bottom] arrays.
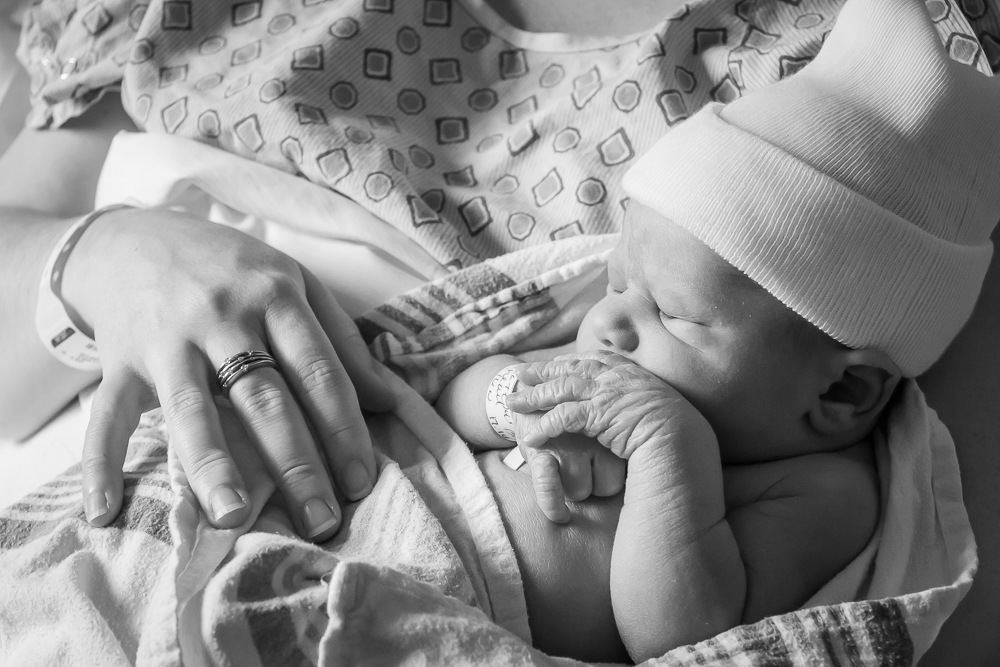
[[0, 236, 976, 666]]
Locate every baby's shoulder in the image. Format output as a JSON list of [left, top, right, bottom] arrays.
[[722, 441, 880, 622], [723, 440, 878, 513]]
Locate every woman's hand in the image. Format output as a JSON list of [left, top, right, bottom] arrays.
[[65, 207, 394, 541], [507, 351, 708, 522]]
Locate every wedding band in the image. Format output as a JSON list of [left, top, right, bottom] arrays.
[[216, 350, 278, 394]]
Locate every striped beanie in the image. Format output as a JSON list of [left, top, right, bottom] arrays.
[[622, 0, 1000, 376]]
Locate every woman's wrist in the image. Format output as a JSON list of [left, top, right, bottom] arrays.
[[58, 205, 137, 336]]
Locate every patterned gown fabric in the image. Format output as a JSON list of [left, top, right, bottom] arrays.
[[17, 0, 1000, 268]]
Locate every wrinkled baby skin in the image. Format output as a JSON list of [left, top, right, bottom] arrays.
[[507, 350, 706, 523]]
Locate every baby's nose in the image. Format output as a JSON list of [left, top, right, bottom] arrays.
[[591, 304, 639, 353]]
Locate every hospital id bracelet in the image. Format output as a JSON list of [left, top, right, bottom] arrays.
[[485, 364, 520, 441], [486, 365, 529, 470], [35, 204, 133, 371]]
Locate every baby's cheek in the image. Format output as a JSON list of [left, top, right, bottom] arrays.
[[575, 306, 602, 352]]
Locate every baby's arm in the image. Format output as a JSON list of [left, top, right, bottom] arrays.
[[437, 353, 626, 521], [509, 352, 879, 660], [611, 420, 743, 660], [509, 352, 745, 661], [436, 354, 524, 451]]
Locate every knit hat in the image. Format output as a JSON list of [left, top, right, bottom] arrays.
[[622, 0, 1000, 376]]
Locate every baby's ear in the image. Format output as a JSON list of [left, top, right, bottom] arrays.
[[808, 349, 902, 438]]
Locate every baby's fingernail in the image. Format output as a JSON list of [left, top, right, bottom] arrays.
[[302, 498, 340, 539], [342, 460, 374, 500], [210, 486, 248, 522], [521, 432, 542, 449], [85, 491, 110, 523]]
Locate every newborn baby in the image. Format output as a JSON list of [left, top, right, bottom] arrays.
[[437, 200, 887, 662], [435, 0, 1000, 661]]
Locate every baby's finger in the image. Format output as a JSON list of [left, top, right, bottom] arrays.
[[515, 358, 606, 386], [554, 349, 628, 365], [526, 448, 570, 524], [506, 376, 595, 412], [149, 344, 253, 530], [590, 447, 627, 497], [81, 371, 143, 526], [519, 401, 591, 449], [556, 450, 594, 502], [302, 269, 394, 413]]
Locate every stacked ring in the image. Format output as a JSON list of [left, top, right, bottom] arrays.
[[217, 350, 279, 394]]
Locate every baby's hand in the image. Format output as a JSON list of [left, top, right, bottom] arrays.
[[507, 351, 708, 521], [510, 409, 626, 523]]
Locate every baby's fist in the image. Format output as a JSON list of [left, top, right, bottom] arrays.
[[507, 351, 706, 460]]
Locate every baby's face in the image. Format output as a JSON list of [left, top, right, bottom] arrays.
[[576, 202, 829, 463]]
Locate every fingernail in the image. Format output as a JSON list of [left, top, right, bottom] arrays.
[[210, 486, 248, 522], [302, 498, 340, 539], [85, 491, 110, 522], [342, 460, 374, 500]]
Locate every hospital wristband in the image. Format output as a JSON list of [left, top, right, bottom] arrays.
[[35, 204, 133, 371], [485, 364, 520, 441], [485, 365, 529, 470]]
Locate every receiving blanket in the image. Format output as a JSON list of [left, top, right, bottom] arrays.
[[0, 227, 976, 666]]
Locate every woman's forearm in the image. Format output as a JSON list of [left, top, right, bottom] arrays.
[[0, 209, 101, 438], [0, 95, 134, 437]]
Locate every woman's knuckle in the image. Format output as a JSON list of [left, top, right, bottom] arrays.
[[184, 449, 231, 480], [278, 460, 322, 490], [257, 269, 302, 305], [161, 383, 208, 422], [235, 383, 286, 422], [322, 416, 361, 444], [204, 286, 237, 321], [297, 356, 346, 394]]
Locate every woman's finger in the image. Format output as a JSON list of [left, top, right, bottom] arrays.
[[302, 269, 394, 412], [506, 376, 595, 412], [590, 446, 627, 497], [555, 447, 594, 502], [265, 298, 377, 502], [515, 358, 606, 386], [525, 448, 570, 524], [81, 371, 144, 526], [203, 331, 345, 540], [148, 344, 252, 530], [520, 401, 591, 449]]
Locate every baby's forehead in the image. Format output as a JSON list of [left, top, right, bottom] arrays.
[[621, 203, 754, 292]]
